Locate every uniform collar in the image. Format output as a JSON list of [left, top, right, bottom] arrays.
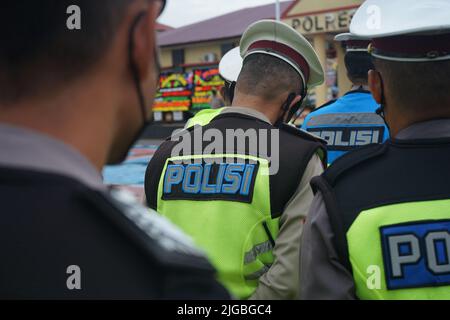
[[0, 124, 105, 190], [396, 119, 450, 140], [219, 107, 273, 125], [344, 86, 371, 96]]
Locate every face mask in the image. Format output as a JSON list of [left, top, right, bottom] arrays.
[[374, 73, 392, 136], [225, 81, 236, 105], [117, 12, 157, 162]]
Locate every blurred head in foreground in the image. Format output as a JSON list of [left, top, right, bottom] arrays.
[[0, 0, 165, 167]]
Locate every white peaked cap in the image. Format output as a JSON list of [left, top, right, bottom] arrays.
[[350, 0, 450, 62], [219, 47, 243, 82], [350, 0, 450, 38], [240, 19, 324, 89]]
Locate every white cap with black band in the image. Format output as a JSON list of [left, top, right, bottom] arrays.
[[350, 0, 450, 62], [239, 19, 324, 90]]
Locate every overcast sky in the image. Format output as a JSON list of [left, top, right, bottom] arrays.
[[159, 0, 282, 28]]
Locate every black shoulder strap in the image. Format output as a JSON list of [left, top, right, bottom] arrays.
[[279, 123, 327, 144], [311, 143, 389, 273], [145, 139, 178, 210], [310, 175, 352, 272], [323, 143, 387, 184], [279, 124, 328, 166]]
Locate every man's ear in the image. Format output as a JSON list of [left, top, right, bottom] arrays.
[[131, 8, 156, 82], [368, 70, 383, 104], [289, 95, 302, 110]]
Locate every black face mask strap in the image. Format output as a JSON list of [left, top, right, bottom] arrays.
[[275, 92, 297, 128], [287, 85, 308, 124], [291, 101, 308, 125], [228, 81, 236, 104], [375, 74, 391, 133], [128, 12, 149, 124], [275, 82, 308, 128], [224, 80, 236, 104]]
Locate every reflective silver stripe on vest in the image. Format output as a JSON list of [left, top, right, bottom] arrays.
[[244, 264, 272, 281], [244, 241, 274, 265], [307, 113, 385, 126]]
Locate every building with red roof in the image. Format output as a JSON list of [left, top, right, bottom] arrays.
[[154, 0, 364, 122]]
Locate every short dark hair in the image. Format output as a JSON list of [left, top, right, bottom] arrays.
[[0, 0, 132, 104], [344, 51, 374, 84], [236, 54, 303, 101], [374, 58, 450, 111]]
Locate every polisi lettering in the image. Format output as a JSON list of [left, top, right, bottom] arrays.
[[162, 161, 259, 203], [381, 220, 450, 289], [318, 129, 379, 146], [388, 232, 450, 277], [309, 126, 384, 151]]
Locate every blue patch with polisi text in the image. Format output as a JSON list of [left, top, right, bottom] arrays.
[[162, 159, 259, 203], [380, 220, 450, 290]]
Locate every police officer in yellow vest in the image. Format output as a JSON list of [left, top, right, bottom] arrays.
[[300, 0, 450, 300], [146, 20, 327, 299]]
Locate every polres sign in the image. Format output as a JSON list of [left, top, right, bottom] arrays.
[[284, 9, 357, 35]]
